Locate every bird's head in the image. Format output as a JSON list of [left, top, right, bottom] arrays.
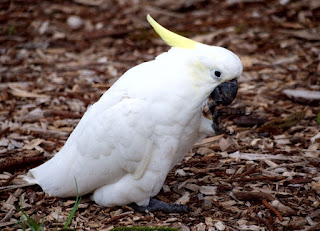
[[147, 14, 242, 112]]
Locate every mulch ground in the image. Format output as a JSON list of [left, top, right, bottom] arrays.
[[0, 0, 320, 230]]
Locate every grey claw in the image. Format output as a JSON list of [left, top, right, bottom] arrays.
[[129, 199, 192, 213]]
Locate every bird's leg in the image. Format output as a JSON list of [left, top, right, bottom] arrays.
[[129, 199, 192, 213]]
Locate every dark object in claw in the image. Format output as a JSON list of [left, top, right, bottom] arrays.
[[234, 115, 268, 127], [210, 79, 238, 107], [129, 199, 192, 213], [216, 107, 247, 116], [210, 107, 249, 135]]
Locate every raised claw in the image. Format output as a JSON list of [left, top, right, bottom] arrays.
[[210, 105, 249, 135]]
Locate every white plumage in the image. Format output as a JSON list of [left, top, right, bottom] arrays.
[[25, 16, 242, 207]]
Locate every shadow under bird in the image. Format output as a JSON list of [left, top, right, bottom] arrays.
[[25, 15, 242, 213]]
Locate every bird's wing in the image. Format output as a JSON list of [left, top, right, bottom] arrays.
[[71, 97, 156, 184], [27, 97, 156, 197]]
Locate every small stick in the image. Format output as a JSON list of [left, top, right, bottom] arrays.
[[44, 110, 83, 119], [104, 211, 133, 225], [262, 199, 283, 222], [0, 127, 10, 138], [227, 175, 286, 183], [0, 173, 18, 187], [233, 165, 256, 178], [233, 191, 275, 202], [0, 156, 46, 173]]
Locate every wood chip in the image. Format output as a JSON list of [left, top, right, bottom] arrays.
[[232, 191, 275, 202], [199, 186, 217, 195], [283, 89, 320, 103]]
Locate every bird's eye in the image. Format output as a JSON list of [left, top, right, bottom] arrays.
[[214, 71, 221, 77], [211, 70, 222, 79]]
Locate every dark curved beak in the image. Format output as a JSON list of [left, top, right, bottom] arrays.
[[210, 79, 238, 106]]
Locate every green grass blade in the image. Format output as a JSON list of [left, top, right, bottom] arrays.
[[63, 179, 81, 229], [15, 216, 27, 230], [39, 217, 45, 231], [15, 205, 41, 231], [62, 195, 81, 229]]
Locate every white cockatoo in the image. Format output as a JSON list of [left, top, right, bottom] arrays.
[[25, 15, 242, 212]]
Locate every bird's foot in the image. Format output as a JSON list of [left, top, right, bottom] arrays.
[[209, 104, 249, 135], [129, 199, 192, 213]]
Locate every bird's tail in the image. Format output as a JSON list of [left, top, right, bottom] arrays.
[[24, 172, 39, 184]]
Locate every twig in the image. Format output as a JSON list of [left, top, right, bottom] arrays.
[[104, 211, 133, 225], [232, 164, 256, 178], [283, 177, 313, 186], [0, 156, 46, 173], [229, 152, 303, 161], [233, 191, 275, 202], [0, 208, 15, 222], [0, 127, 10, 138], [44, 110, 83, 119], [227, 175, 286, 183], [262, 199, 283, 222], [301, 222, 320, 231], [194, 134, 224, 147], [23, 128, 69, 138], [0, 173, 18, 187], [0, 184, 36, 192], [264, 162, 306, 171]]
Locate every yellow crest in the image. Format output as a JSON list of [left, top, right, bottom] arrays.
[[147, 14, 200, 49]]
